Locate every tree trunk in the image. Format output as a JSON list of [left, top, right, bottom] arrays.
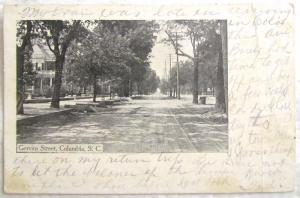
[[204, 83, 207, 95], [129, 79, 133, 96], [50, 56, 64, 108], [137, 83, 140, 95], [123, 79, 129, 97], [215, 50, 226, 113], [192, 60, 199, 104], [220, 20, 228, 114], [17, 47, 25, 114], [173, 87, 176, 98], [93, 74, 97, 102], [17, 21, 32, 114], [83, 85, 87, 94], [176, 51, 180, 99]]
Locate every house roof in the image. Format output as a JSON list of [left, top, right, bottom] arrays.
[[31, 39, 55, 61]]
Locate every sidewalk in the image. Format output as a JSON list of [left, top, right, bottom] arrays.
[[17, 96, 114, 121]]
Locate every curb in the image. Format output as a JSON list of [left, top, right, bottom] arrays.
[[17, 99, 121, 126], [24, 96, 94, 104], [17, 108, 74, 126]]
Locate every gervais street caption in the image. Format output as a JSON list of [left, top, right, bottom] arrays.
[[17, 144, 103, 153]]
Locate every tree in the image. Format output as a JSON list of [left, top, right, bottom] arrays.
[[159, 78, 169, 95], [211, 20, 227, 113], [164, 20, 227, 112], [198, 46, 219, 95], [164, 20, 215, 104], [179, 60, 194, 94], [17, 21, 34, 114], [163, 57, 219, 97], [37, 20, 82, 108], [139, 67, 160, 95], [113, 21, 159, 97], [65, 21, 133, 101], [220, 20, 228, 113], [65, 43, 91, 95]]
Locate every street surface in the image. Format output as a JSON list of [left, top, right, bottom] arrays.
[[17, 96, 228, 153]]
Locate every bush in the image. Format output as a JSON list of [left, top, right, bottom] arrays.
[[44, 86, 53, 98], [60, 86, 67, 97], [38, 85, 68, 98]]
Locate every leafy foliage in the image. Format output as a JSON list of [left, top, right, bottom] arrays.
[[17, 20, 36, 114], [163, 20, 226, 109], [64, 20, 159, 98], [34, 20, 84, 107], [138, 67, 160, 95]]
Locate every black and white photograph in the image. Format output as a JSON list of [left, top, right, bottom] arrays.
[[5, 2, 296, 194], [16, 20, 228, 153]]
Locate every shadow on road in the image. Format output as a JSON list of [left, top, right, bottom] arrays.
[[17, 97, 228, 153]]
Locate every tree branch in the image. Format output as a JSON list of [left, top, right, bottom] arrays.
[[177, 51, 194, 60], [164, 30, 194, 60], [61, 21, 81, 56], [37, 22, 56, 54], [20, 21, 32, 50], [51, 27, 61, 56], [188, 30, 196, 58], [46, 37, 56, 54]]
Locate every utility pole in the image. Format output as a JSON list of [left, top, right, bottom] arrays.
[[163, 59, 167, 95], [175, 32, 180, 99], [164, 59, 167, 81], [169, 54, 172, 97]]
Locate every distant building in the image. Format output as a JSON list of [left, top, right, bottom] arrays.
[[27, 40, 55, 97], [27, 40, 109, 98], [28, 40, 70, 98]]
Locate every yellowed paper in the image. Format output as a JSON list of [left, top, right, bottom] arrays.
[[3, 3, 295, 194]]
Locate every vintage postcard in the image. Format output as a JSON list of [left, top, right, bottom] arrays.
[[3, 2, 295, 194]]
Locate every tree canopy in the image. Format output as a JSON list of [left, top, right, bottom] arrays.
[[64, 20, 160, 100]]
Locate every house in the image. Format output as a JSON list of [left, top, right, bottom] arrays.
[[27, 40, 56, 97], [29, 40, 69, 97], [27, 40, 109, 98]]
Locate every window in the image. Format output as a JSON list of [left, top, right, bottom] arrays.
[[45, 61, 55, 71]]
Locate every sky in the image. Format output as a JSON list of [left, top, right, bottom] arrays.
[[149, 24, 192, 79], [149, 29, 174, 79]]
